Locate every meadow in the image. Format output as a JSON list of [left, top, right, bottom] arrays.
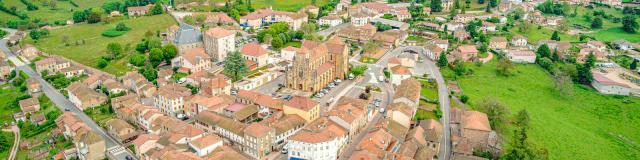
[[563, 5, 640, 42], [443, 61, 640, 159], [24, 14, 177, 76], [0, 0, 107, 23], [206, 0, 330, 11]]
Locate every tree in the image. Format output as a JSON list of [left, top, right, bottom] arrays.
[[106, 43, 123, 59], [575, 53, 595, 85], [271, 37, 284, 49], [162, 44, 178, 64], [489, 0, 498, 8], [622, 15, 639, 33], [503, 109, 548, 160], [550, 30, 560, 41], [146, 38, 162, 49], [538, 57, 554, 71], [454, 0, 461, 9], [591, 17, 603, 29], [478, 0, 485, 4], [0, 132, 9, 152], [536, 44, 551, 60], [183, 15, 195, 25], [363, 40, 381, 58], [431, 0, 443, 12], [116, 22, 130, 31], [437, 52, 448, 67], [29, 30, 41, 40], [631, 60, 638, 70], [497, 58, 514, 76], [300, 22, 317, 35], [140, 66, 157, 82], [97, 59, 108, 68], [129, 54, 146, 67], [552, 69, 574, 96], [87, 12, 101, 24], [149, 48, 164, 68], [150, 3, 163, 15], [477, 98, 509, 132], [73, 11, 87, 22], [223, 51, 249, 81]]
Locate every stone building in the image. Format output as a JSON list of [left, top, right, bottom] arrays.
[[285, 38, 349, 93]]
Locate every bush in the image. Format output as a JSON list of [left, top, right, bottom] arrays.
[[101, 28, 128, 37], [460, 95, 469, 103], [351, 65, 368, 76], [97, 59, 108, 68]]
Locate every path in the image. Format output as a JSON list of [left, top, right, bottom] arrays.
[[4, 126, 20, 160]]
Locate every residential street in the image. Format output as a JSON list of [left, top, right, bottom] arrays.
[[1, 28, 136, 160]]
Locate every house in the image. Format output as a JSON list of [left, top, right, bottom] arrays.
[[511, 35, 528, 47], [74, 127, 106, 160], [30, 113, 46, 125], [60, 66, 86, 78], [390, 66, 412, 86], [188, 134, 223, 156], [372, 29, 408, 48], [433, 39, 449, 51], [387, 102, 414, 128], [481, 22, 496, 32], [369, 18, 410, 30], [268, 114, 306, 145], [154, 84, 192, 117], [537, 40, 572, 53], [350, 12, 374, 26], [453, 14, 474, 23], [440, 22, 464, 32], [240, 8, 308, 30], [26, 77, 41, 93], [387, 56, 416, 69], [587, 40, 608, 52], [578, 48, 609, 62], [102, 79, 126, 94], [612, 40, 635, 51], [283, 96, 320, 122], [127, 4, 153, 16], [336, 24, 377, 43], [424, 44, 444, 60], [191, 12, 238, 26], [131, 134, 161, 158], [201, 74, 232, 96], [105, 119, 138, 143], [240, 43, 269, 67], [506, 49, 536, 63], [489, 37, 508, 50], [171, 48, 212, 72], [453, 29, 470, 40], [121, 72, 156, 98], [319, 15, 343, 27], [223, 103, 259, 122], [461, 110, 493, 150], [171, 23, 204, 54], [287, 117, 349, 160], [451, 45, 478, 62], [591, 69, 640, 97], [204, 27, 235, 62], [19, 97, 40, 114], [393, 78, 421, 107], [420, 119, 444, 153], [67, 82, 108, 110], [243, 123, 276, 159], [326, 97, 369, 136], [35, 57, 70, 74], [0, 61, 13, 81]]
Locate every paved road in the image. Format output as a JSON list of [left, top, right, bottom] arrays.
[[5, 126, 19, 160], [1, 28, 136, 160], [252, 74, 285, 94], [318, 23, 350, 38]]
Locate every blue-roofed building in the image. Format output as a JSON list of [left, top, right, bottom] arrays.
[[171, 23, 204, 53]]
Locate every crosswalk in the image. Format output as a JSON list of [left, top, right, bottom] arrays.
[[108, 146, 127, 155]]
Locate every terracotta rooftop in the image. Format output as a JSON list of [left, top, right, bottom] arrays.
[[205, 27, 234, 38], [285, 96, 319, 111], [243, 123, 274, 138], [240, 43, 268, 57], [462, 110, 492, 131], [190, 134, 222, 149]]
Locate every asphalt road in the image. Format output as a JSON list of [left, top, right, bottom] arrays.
[[1, 28, 136, 160], [318, 23, 351, 38]]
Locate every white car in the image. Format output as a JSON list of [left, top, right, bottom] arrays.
[[378, 76, 385, 82]]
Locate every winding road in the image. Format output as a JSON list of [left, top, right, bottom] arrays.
[[1, 28, 136, 160]]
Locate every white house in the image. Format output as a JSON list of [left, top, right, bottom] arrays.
[[592, 71, 640, 97], [506, 49, 536, 63], [511, 35, 528, 47], [319, 15, 343, 27], [390, 66, 412, 86], [188, 134, 223, 156], [286, 118, 348, 160], [171, 48, 212, 72]]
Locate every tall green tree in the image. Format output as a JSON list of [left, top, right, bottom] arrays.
[[631, 60, 638, 70], [622, 15, 639, 33], [591, 17, 603, 29], [149, 48, 164, 68], [223, 51, 249, 81], [437, 52, 448, 67], [489, 0, 498, 8], [150, 3, 163, 15], [106, 42, 123, 59], [162, 44, 178, 64], [431, 0, 443, 12], [550, 31, 560, 41]]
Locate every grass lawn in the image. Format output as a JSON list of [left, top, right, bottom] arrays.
[[563, 5, 640, 43], [84, 105, 115, 126], [510, 25, 579, 44], [419, 79, 438, 100], [209, 0, 330, 11], [0, 0, 107, 22], [0, 131, 15, 159], [413, 109, 438, 120], [25, 14, 177, 76], [284, 41, 302, 48], [0, 84, 24, 123], [443, 61, 640, 159]]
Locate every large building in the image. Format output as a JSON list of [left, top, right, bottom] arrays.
[[240, 8, 308, 30], [153, 84, 192, 117], [285, 38, 349, 93], [203, 27, 235, 62]]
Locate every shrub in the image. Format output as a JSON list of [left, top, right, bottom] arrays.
[[460, 95, 469, 103], [101, 28, 127, 37], [97, 59, 108, 68]]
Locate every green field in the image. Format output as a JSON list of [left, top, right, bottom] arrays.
[[0, 131, 15, 159], [0, 0, 107, 23], [25, 14, 177, 76], [563, 5, 640, 43], [510, 25, 579, 44], [0, 85, 24, 123], [207, 0, 330, 11], [443, 61, 640, 159]]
